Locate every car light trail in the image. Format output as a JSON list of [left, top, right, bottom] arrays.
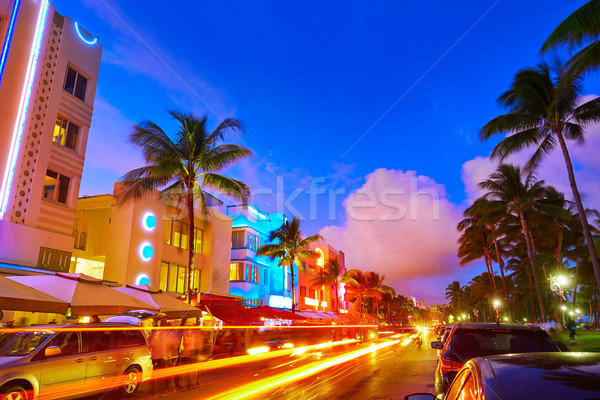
[[31, 336, 361, 400], [203, 339, 400, 400]]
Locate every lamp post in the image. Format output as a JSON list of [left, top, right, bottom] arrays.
[[550, 274, 569, 327], [493, 299, 501, 323]]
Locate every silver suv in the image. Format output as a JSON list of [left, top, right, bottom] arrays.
[[0, 323, 152, 399]]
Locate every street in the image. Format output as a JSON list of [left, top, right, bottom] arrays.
[[108, 331, 438, 400]]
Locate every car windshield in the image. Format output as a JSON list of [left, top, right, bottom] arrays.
[[0, 331, 53, 356], [449, 329, 557, 362]]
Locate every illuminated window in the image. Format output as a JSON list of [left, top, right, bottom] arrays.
[[42, 169, 70, 204], [245, 264, 259, 283], [63, 66, 87, 101], [230, 262, 244, 281], [53, 115, 79, 151], [309, 265, 315, 276], [164, 217, 202, 253], [159, 262, 198, 294]]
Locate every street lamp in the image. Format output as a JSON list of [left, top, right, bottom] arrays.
[[561, 305, 567, 312], [492, 299, 501, 323]]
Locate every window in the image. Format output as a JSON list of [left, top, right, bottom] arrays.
[[164, 217, 202, 253], [299, 286, 307, 297], [309, 289, 316, 299], [42, 169, 70, 204], [53, 115, 79, 151], [46, 332, 80, 357], [232, 230, 244, 248], [230, 262, 244, 281], [246, 264, 259, 283], [159, 262, 199, 294], [309, 265, 316, 276], [263, 269, 269, 286], [245, 233, 260, 251], [63, 66, 87, 101]]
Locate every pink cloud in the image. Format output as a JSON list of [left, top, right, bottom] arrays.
[[320, 169, 473, 303]]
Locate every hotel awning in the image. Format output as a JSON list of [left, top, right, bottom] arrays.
[[0, 275, 69, 314], [248, 306, 306, 321]]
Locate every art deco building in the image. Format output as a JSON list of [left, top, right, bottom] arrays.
[[0, 0, 101, 273]]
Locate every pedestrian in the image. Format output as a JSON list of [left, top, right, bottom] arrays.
[[566, 318, 576, 340]]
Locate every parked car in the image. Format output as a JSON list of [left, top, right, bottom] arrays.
[[0, 323, 152, 399], [405, 352, 600, 400], [430, 323, 560, 397]]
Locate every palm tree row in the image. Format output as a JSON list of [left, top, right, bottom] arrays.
[[453, 1, 600, 324]]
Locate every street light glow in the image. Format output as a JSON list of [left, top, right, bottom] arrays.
[[556, 275, 568, 286], [561, 305, 567, 311], [493, 300, 501, 308], [575, 309, 581, 314]]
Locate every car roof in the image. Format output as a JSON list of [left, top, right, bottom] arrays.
[[453, 322, 543, 331], [473, 352, 600, 400]]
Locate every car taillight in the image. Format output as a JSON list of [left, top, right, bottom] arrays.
[[441, 357, 464, 372]]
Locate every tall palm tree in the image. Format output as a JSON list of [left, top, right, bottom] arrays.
[[120, 111, 252, 303], [480, 62, 600, 295], [479, 165, 549, 321], [541, 0, 600, 76], [257, 216, 322, 313], [341, 269, 384, 320], [309, 257, 344, 313]]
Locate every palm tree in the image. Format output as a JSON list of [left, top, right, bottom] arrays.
[[256, 216, 322, 313], [120, 111, 252, 303], [341, 269, 384, 320], [479, 165, 549, 321], [541, 0, 600, 76], [309, 257, 344, 313], [445, 281, 463, 307], [479, 62, 600, 296]]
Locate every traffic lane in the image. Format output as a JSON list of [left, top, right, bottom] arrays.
[[145, 333, 435, 400], [262, 332, 437, 400]]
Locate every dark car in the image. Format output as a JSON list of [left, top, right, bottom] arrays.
[[405, 352, 600, 400], [430, 323, 560, 397]]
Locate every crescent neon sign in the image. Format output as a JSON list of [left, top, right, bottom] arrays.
[[74, 22, 98, 45]]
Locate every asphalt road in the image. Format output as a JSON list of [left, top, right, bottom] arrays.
[[113, 331, 439, 400]]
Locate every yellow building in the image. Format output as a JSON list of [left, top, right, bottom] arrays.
[[72, 183, 233, 296], [0, 0, 101, 274]]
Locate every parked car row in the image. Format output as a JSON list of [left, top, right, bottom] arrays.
[[405, 322, 600, 400]]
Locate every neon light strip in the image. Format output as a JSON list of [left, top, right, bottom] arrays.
[[74, 21, 98, 45], [0, 0, 21, 83], [0, 0, 49, 220]]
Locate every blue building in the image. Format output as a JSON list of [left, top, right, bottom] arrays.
[[227, 204, 291, 308]]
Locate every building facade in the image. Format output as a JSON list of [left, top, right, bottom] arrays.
[[0, 0, 101, 274], [72, 183, 233, 296], [226, 204, 291, 308], [297, 243, 347, 313]]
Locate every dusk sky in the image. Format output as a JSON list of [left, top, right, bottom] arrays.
[[54, 0, 600, 304]]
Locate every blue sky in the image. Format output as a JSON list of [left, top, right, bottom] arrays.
[[54, 1, 600, 304]]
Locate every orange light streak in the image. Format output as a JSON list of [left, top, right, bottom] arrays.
[[0, 324, 377, 334], [28, 337, 360, 400], [203, 339, 400, 400]]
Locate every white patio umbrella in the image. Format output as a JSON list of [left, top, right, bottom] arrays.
[[8, 273, 159, 316], [113, 284, 203, 319], [0, 275, 69, 314]]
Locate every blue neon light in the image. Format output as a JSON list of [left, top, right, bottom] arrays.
[[0, 0, 21, 84], [135, 273, 151, 286], [0, 0, 49, 219], [139, 242, 153, 261], [74, 22, 98, 45], [142, 211, 156, 231]]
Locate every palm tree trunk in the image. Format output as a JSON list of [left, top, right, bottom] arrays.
[[186, 189, 195, 305], [493, 238, 513, 322], [556, 130, 600, 293], [291, 263, 296, 313], [335, 283, 340, 314], [528, 272, 536, 322], [520, 213, 545, 321], [484, 254, 497, 296], [573, 256, 579, 303]]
